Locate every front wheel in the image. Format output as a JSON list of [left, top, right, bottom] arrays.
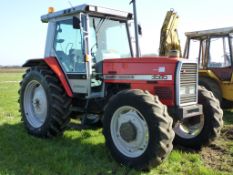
[[103, 89, 174, 169], [174, 86, 223, 149]]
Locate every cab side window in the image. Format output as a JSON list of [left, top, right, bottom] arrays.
[[54, 19, 86, 73], [208, 37, 231, 68]]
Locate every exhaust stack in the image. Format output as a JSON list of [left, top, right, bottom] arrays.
[[130, 0, 140, 57]]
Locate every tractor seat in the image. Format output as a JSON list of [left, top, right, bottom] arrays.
[[56, 50, 68, 60], [69, 49, 86, 73], [69, 49, 83, 62], [55, 51, 72, 72]]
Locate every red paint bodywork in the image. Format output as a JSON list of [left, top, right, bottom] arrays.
[[44, 57, 73, 97], [103, 56, 180, 106], [30, 56, 180, 106]]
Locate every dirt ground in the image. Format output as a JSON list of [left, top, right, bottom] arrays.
[[201, 125, 233, 172]]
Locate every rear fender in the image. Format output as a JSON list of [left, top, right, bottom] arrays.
[[22, 57, 73, 97]]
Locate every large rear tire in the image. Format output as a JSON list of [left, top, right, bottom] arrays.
[[19, 66, 71, 137], [174, 86, 223, 149], [103, 89, 174, 169]]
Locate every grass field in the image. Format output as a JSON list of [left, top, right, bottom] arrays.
[[0, 69, 233, 175]]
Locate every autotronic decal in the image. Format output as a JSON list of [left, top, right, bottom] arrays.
[[104, 75, 172, 81]]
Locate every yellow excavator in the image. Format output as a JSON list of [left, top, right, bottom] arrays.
[[159, 9, 182, 57], [159, 10, 233, 107]]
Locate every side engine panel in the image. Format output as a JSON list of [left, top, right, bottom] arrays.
[[103, 57, 177, 106]]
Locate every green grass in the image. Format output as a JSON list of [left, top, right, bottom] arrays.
[[0, 70, 232, 175]]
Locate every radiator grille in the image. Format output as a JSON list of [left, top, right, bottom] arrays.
[[179, 63, 198, 105]]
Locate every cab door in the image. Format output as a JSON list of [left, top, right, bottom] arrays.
[[53, 15, 91, 95]]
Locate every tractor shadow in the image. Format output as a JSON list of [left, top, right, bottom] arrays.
[[0, 122, 141, 175], [173, 145, 199, 153], [67, 120, 102, 131]]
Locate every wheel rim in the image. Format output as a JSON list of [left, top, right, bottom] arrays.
[[110, 106, 149, 158], [173, 115, 204, 139], [23, 80, 48, 128]]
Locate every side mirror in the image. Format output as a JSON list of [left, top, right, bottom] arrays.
[[73, 16, 81, 29]]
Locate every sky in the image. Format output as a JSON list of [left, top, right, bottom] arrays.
[[0, 0, 233, 65]]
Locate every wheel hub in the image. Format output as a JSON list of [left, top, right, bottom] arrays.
[[32, 86, 47, 115], [174, 115, 204, 139], [110, 106, 149, 158], [32, 99, 41, 110], [24, 80, 48, 128], [119, 121, 137, 142]]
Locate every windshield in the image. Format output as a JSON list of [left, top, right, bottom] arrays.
[[208, 37, 231, 68], [89, 17, 131, 63], [187, 38, 207, 69]]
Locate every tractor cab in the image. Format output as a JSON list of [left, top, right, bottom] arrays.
[[41, 4, 133, 97], [184, 27, 233, 82]]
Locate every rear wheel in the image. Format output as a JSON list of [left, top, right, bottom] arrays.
[[174, 86, 223, 149], [19, 66, 71, 137], [103, 89, 174, 169]]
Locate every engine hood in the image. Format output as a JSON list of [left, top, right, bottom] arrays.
[[103, 56, 182, 76]]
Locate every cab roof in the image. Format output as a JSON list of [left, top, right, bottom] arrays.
[[41, 4, 132, 23], [185, 26, 233, 39]]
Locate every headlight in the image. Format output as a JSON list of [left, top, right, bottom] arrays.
[[188, 85, 196, 95], [180, 85, 196, 95], [180, 86, 186, 95]]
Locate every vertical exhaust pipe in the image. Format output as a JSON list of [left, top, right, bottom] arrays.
[[130, 0, 140, 57]]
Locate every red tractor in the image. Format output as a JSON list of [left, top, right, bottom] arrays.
[[19, 3, 223, 169]]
